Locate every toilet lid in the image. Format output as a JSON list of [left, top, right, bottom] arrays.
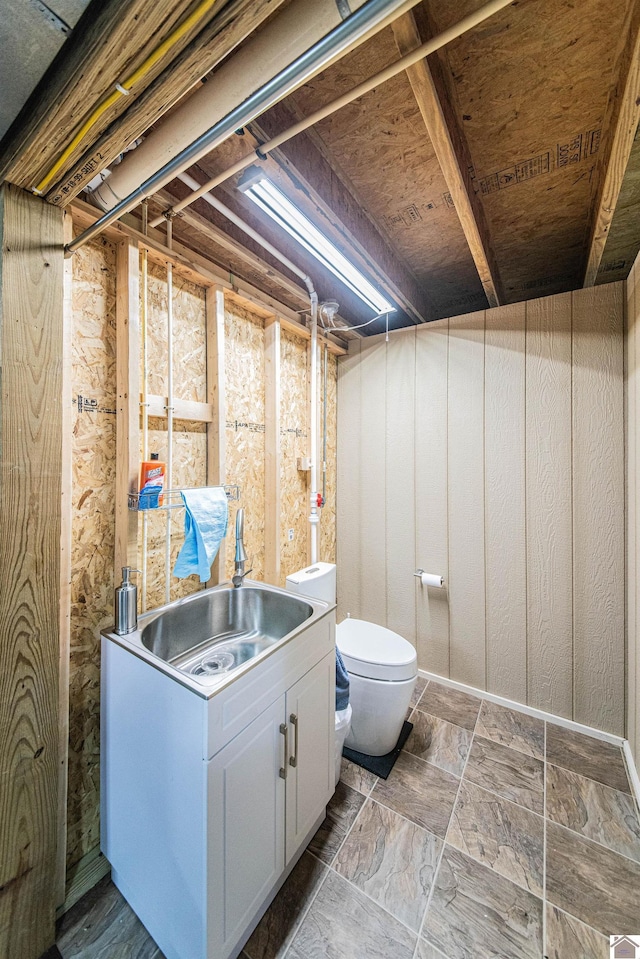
[[336, 618, 417, 681]]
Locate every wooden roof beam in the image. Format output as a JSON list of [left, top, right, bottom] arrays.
[[583, 2, 640, 287], [391, 10, 504, 308]]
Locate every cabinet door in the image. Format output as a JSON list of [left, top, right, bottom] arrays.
[[207, 695, 286, 958], [285, 651, 335, 863]]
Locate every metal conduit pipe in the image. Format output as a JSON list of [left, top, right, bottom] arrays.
[[165, 218, 175, 603], [176, 172, 315, 296], [92, 0, 421, 213], [65, 0, 426, 255], [151, 0, 516, 226]]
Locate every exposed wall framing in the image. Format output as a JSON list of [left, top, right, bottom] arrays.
[[67, 230, 117, 874], [115, 238, 140, 580], [57, 210, 74, 907], [143, 421, 209, 608], [70, 199, 348, 355], [61, 202, 338, 898]]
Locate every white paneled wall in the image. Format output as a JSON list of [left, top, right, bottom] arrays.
[[626, 255, 640, 762], [337, 283, 625, 736]]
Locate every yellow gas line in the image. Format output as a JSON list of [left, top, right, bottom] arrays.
[[33, 0, 219, 196]]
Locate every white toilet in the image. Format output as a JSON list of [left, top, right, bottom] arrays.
[[286, 563, 418, 759], [338, 618, 417, 756]]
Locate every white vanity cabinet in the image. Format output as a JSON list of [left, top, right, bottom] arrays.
[[207, 652, 334, 956], [101, 607, 335, 959]]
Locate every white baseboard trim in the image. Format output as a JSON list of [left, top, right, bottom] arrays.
[[622, 740, 640, 814], [418, 669, 627, 746], [57, 844, 111, 918]]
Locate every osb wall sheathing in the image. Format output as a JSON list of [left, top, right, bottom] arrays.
[[320, 350, 338, 565], [224, 299, 266, 582], [67, 233, 116, 869], [142, 262, 208, 608], [280, 329, 309, 584]]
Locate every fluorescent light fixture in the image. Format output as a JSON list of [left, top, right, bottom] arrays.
[[239, 173, 394, 315]]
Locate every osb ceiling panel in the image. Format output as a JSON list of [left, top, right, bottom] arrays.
[[424, 0, 633, 300], [285, 26, 487, 316], [69, 0, 639, 330], [263, 0, 634, 310]]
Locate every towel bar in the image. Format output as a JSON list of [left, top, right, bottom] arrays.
[[128, 485, 240, 511]]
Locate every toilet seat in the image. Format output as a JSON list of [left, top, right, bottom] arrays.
[[336, 618, 417, 682]]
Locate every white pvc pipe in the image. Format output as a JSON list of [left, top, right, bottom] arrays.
[[141, 204, 150, 611], [165, 219, 174, 603], [94, 0, 419, 213], [149, 0, 516, 226], [309, 292, 319, 564], [322, 343, 328, 506]]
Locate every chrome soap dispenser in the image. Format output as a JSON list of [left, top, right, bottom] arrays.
[[114, 567, 140, 635]]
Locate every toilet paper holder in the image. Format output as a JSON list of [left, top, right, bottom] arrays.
[[414, 569, 445, 588]]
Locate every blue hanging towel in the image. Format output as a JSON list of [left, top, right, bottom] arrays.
[[173, 488, 228, 583], [336, 646, 350, 711]]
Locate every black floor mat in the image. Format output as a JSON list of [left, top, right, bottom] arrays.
[[342, 720, 413, 779], [39, 947, 63, 959]]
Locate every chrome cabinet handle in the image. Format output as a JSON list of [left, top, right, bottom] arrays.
[[279, 723, 288, 779], [289, 713, 298, 767]]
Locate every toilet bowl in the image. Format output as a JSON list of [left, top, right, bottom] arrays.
[[337, 618, 417, 756], [285, 562, 418, 761]]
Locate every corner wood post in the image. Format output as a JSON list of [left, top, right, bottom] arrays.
[[0, 183, 64, 958]]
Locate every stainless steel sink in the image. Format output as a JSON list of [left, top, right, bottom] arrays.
[[140, 585, 314, 683]]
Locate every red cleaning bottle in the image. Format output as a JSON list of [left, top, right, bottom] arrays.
[[139, 452, 166, 509]]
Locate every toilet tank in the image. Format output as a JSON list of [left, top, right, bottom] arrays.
[[286, 562, 336, 604]]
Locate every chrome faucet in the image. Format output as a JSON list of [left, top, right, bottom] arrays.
[[232, 508, 252, 587]]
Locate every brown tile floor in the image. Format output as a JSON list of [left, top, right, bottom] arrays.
[[56, 681, 640, 959]]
